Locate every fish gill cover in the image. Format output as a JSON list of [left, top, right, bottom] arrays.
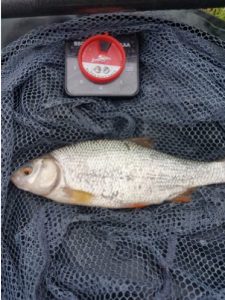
[[1, 12, 225, 300]]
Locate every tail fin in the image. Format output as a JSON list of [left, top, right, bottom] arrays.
[[211, 159, 225, 184], [194, 159, 225, 188]]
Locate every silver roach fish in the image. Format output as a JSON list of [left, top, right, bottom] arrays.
[[11, 138, 225, 209]]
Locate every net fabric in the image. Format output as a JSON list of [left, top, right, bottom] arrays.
[[2, 13, 225, 300]]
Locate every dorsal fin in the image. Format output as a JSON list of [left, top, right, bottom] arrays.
[[128, 137, 154, 149]]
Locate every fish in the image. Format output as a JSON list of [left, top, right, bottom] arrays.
[[11, 138, 225, 209]]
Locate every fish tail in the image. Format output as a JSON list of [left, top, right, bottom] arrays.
[[211, 159, 225, 184], [193, 159, 225, 188], [221, 159, 225, 183]]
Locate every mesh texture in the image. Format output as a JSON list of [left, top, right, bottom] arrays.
[[1, 13, 225, 300]]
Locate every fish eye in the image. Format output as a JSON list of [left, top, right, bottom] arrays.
[[22, 166, 33, 176]]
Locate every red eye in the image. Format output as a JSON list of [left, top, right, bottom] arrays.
[[23, 167, 33, 176]]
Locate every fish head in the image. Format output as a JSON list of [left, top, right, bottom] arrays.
[[11, 156, 60, 196]]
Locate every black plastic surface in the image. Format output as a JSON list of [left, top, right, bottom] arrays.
[[2, 0, 225, 18], [2, 10, 225, 48]]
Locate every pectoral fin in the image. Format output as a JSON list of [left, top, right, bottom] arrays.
[[128, 137, 154, 148], [63, 187, 93, 205]]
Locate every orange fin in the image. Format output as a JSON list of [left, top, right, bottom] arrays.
[[172, 188, 196, 204], [124, 202, 149, 209], [128, 137, 154, 149], [63, 187, 93, 205], [172, 195, 192, 203]]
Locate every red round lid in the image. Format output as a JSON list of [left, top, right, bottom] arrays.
[[78, 34, 126, 84]]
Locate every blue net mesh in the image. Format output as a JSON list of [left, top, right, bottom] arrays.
[[2, 13, 225, 300]]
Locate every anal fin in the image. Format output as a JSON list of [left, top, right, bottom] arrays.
[[172, 188, 196, 204]]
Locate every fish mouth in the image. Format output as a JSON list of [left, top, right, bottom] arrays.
[[10, 172, 22, 187], [11, 173, 17, 185]]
